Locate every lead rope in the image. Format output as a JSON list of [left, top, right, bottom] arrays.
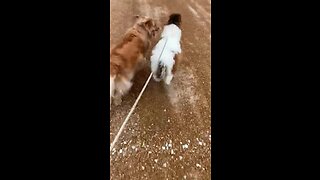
[[110, 38, 168, 155]]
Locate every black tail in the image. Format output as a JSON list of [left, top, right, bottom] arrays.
[[155, 61, 166, 80]]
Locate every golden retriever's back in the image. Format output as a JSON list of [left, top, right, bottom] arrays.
[[110, 15, 160, 107], [110, 30, 146, 77]]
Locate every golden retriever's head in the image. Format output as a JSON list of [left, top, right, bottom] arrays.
[[134, 15, 160, 38]]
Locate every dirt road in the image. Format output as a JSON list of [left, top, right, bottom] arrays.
[[110, 0, 211, 179]]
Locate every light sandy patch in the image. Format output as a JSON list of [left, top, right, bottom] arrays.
[[153, 6, 169, 19], [189, 0, 211, 25], [191, 0, 211, 23], [165, 67, 200, 117], [139, 0, 168, 20], [140, 0, 151, 16], [187, 5, 201, 19], [187, 4, 210, 27]]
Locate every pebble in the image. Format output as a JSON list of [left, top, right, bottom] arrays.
[[182, 144, 189, 149], [171, 149, 175, 154]]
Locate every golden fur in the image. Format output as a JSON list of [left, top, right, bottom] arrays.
[[110, 15, 159, 107]]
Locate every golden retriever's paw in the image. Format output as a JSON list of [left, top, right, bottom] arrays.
[[114, 97, 122, 106]]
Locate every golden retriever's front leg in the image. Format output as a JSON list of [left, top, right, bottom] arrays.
[[136, 55, 147, 72], [110, 76, 115, 108]]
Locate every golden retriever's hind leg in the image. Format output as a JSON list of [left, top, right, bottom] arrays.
[[110, 75, 115, 108], [113, 91, 123, 106], [114, 77, 133, 106]]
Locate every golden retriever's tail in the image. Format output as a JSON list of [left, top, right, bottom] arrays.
[[110, 75, 115, 107], [110, 61, 120, 107]]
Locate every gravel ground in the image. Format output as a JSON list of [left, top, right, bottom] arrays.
[[110, 0, 211, 179]]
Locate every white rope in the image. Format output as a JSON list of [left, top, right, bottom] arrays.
[[110, 38, 168, 154], [110, 72, 153, 152]]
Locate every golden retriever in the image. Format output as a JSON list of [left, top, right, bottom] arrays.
[[110, 15, 159, 107]]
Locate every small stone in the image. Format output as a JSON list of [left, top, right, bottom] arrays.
[[182, 144, 189, 149], [171, 149, 175, 154]]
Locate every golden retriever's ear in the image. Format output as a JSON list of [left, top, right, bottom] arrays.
[[133, 15, 141, 23], [144, 19, 153, 28]]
